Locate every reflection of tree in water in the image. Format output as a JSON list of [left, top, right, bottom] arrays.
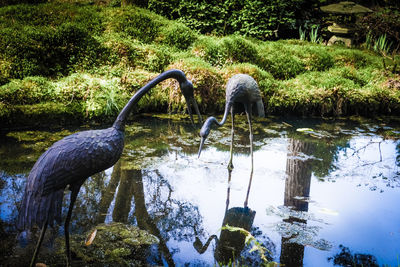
[[280, 138, 314, 266], [328, 245, 379, 267], [141, 169, 204, 243], [88, 159, 204, 266]]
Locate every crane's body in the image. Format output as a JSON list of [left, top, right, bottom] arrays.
[[18, 127, 124, 230], [198, 74, 264, 197], [18, 69, 202, 267], [225, 74, 264, 117]]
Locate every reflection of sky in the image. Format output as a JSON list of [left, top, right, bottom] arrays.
[[154, 136, 400, 266], [1, 126, 399, 266], [0, 173, 25, 222]]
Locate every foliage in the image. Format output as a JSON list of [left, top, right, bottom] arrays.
[[0, 2, 399, 129], [0, 3, 107, 79], [309, 25, 320, 43], [357, 7, 400, 53], [148, 0, 302, 40], [373, 34, 392, 56], [110, 6, 163, 43], [158, 22, 198, 50], [222, 225, 277, 266]]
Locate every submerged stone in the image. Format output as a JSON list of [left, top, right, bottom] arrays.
[[56, 222, 159, 266]]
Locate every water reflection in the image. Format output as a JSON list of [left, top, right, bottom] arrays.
[[193, 169, 258, 265], [0, 115, 400, 266], [280, 139, 314, 266]]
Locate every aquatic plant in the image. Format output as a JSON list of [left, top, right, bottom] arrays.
[[222, 225, 277, 266]]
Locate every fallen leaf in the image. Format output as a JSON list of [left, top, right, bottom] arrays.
[[85, 229, 97, 246]]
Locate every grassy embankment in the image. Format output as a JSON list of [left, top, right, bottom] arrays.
[[0, 2, 399, 130]]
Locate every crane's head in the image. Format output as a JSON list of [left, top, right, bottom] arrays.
[[180, 79, 203, 125], [198, 117, 217, 158]]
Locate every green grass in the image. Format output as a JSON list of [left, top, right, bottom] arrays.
[[0, 1, 399, 129]]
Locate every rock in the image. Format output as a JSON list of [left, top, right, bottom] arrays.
[[57, 222, 159, 266]]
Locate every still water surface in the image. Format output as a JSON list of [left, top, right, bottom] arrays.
[[1, 115, 399, 266]]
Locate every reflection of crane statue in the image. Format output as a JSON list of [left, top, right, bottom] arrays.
[[17, 69, 202, 267], [193, 169, 256, 265], [197, 74, 264, 173]]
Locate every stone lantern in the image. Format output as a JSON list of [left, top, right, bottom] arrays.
[[320, 1, 372, 47]]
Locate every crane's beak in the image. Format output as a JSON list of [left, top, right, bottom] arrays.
[[186, 98, 202, 125], [186, 102, 195, 125], [198, 136, 206, 158], [191, 98, 203, 124]]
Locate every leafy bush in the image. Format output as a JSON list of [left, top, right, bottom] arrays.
[[148, 0, 301, 40], [357, 7, 400, 53]]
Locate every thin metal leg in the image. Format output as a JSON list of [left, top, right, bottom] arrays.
[[226, 169, 233, 213], [244, 108, 254, 208], [65, 189, 79, 267], [228, 107, 235, 171], [30, 218, 48, 267]]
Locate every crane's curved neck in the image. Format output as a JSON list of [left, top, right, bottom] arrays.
[[213, 102, 231, 127], [113, 69, 187, 131]]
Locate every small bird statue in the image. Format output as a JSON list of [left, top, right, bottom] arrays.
[[197, 74, 264, 171], [17, 69, 202, 267]]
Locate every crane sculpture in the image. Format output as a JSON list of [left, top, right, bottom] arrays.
[[17, 69, 202, 267], [197, 73, 264, 172]]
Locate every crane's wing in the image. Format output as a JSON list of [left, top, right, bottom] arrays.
[[18, 127, 124, 229]]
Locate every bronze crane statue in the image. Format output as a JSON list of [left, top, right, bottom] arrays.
[[17, 69, 202, 267], [198, 74, 264, 171]]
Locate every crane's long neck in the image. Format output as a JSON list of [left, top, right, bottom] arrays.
[[113, 69, 187, 131], [213, 102, 231, 127]]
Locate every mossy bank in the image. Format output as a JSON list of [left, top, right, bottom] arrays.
[[1, 1, 399, 130]]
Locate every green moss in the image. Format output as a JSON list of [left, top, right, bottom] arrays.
[[56, 222, 159, 265], [169, 57, 225, 112], [0, 2, 399, 129], [158, 22, 198, 50]]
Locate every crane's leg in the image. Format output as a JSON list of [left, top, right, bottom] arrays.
[[244, 107, 254, 208], [226, 168, 233, 213], [30, 218, 48, 267], [228, 107, 235, 171], [65, 188, 79, 267]]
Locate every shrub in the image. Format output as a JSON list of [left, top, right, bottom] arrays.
[[148, 0, 302, 40], [0, 3, 103, 34], [168, 57, 225, 113], [113, 6, 162, 43], [356, 7, 400, 53], [0, 23, 105, 79], [0, 76, 54, 104], [297, 46, 335, 71], [331, 49, 380, 69], [258, 51, 305, 80], [191, 36, 228, 67], [105, 36, 172, 72], [222, 35, 260, 64], [191, 35, 261, 68], [158, 22, 198, 50]]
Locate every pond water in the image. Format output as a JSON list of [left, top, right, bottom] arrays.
[[1, 115, 399, 266]]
